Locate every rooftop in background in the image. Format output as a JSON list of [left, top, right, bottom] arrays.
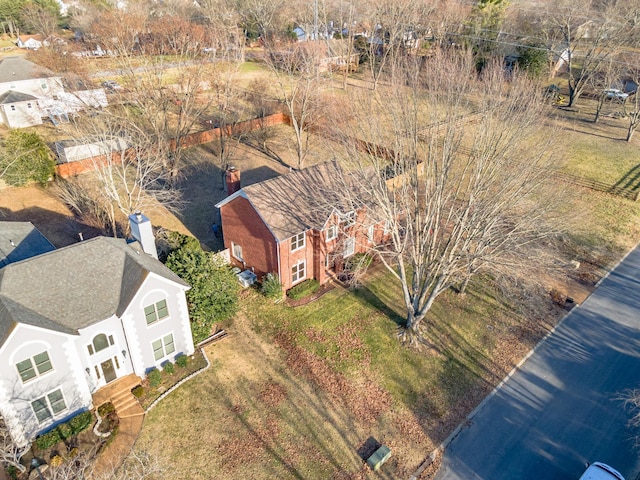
[[0, 56, 56, 83], [0, 221, 55, 268]]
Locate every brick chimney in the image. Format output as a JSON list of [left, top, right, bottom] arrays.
[[225, 166, 241, 195], [128, 211, 158, 259]]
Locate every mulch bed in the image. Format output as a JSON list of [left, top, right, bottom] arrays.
[[285, 281, 337, 307]]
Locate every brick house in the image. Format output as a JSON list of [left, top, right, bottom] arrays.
[[215, 162, 389, 291]]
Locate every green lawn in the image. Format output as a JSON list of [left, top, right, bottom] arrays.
[[140, 267, 546, 478]]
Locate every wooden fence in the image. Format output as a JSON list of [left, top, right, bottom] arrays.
[[554, 171, 640, 201]]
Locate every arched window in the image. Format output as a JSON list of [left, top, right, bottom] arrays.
[[87, 334, 114, 355]]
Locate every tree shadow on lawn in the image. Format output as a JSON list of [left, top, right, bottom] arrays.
[[173, 149, 281, 250]]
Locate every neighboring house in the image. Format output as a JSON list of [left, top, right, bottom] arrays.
[[16, 35, 44, 50], [0, 216, 194, 448], [0, 91, 42, 128], [216, 162, 389, 291], [0, 56, 106, 128], [0, 222, 55, 268], [0, 56, 63, 99]]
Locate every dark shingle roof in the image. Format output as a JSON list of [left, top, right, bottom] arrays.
[[0, 236, 189, 347], [0, 56, 56, 84], [0, 91, 38, 105], [0, 222, 55, 268], [236, 162, 352, 241]]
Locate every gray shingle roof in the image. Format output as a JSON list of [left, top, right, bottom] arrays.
[[238, 162, 352, 241], [0, 91, 38, 105], [0, 236, 189, 347], [0, 222, 55, 268], [0, 56, 56, 84]]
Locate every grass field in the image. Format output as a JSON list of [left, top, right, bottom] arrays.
[[139, 267, 547, 479]]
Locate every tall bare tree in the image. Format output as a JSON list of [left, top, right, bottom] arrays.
[[265, 42, 325, 169], [332, 52, 563, 343], [59, 111, 181, 236]]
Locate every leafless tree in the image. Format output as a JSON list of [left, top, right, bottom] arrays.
[[590, 59, 625, 123], [264, 43, 325, 169], [59, 111, 182, 236], [0, 417, 26, 477], [540, 0, 637, 107], [619, 387, 640, 446], [332, 52, 564, 344], [20, 2, 59, 38]]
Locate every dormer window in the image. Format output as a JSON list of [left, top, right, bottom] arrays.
[[340, 211, 355, 227], [291, 232, 305, 252]]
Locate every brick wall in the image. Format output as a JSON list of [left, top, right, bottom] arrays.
[[278, 230, 317, 290], [219, 196, 279, 279]]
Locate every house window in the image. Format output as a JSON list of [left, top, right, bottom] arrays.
[[144, 299, 169, 325], [152, 334, 175, 361], [94, 366, 101, 379], [341, 211, 355, 227], [383, 220, 390, 235], [291, 260, 306, 284], [27, 102, 32, 109], [41, 82, 48, 90], [10, 105, 15, 111], [344, 237, 355, 257], [31, 389, 66, 424], [326, 225, 338, 241], [16, 351, 53, 383], [367, 225, 375, 244], [291, 232, 305, 251], [232, 242, 243, 261], [88, 333, 115, 355]]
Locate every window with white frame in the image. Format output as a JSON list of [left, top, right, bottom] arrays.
[[383, 220, 390, 235], [341, 211, 356, 227], [232, 242, 243, 261], [16, 351, 53, 383], [152, 334, 175, 361], [343, 237, 355, 257], [291, 232, 305, 251], [291, 260, 306, 284], [326, 225, 338, 241], [367, 225, 375, 243], [144, 299, 169, 326], [31, 389, 67, 424], [10, 105, 15, 111], [27, 102, 32, 109]]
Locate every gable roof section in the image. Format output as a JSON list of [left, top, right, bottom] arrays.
[[0, 56, 56, 84], [218, 162, 356, 241], [0, 236, 189, 347], [0, 91, 39, 105], [0, 222, 55, 268]]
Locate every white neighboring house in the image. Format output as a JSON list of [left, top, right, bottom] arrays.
[[0, 91, 42, 128], [16, 35, 44, 50], [0, 218, 195, 448], [0, 56, 107, 128]]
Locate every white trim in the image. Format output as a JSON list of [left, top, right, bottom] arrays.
[[343, 237, 355, 257], [367, 225, 375, 243], [291, 259, 306, 285], [231, 241, 243, 261], [326, 224, 338, 241], [290, 232, 306, 252], [31, 387, 68, 425], [151, 332, 176, 363]]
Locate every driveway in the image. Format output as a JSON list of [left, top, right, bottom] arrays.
[[435, 246, 640, 480]]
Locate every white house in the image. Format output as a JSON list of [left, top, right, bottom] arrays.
[[16, 35, 44, 50], [0, 56, 64, 98], [0, 221, 194, 448], [0, 91, 43, 128]]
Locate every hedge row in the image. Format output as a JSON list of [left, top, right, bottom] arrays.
[[34, 411, 93, 450]]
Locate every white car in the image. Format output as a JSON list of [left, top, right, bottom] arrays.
[[604, 88, 629, 101], [579, 462, 625, 480]]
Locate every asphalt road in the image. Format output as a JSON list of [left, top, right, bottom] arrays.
[[435, 246, 640, 480]]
